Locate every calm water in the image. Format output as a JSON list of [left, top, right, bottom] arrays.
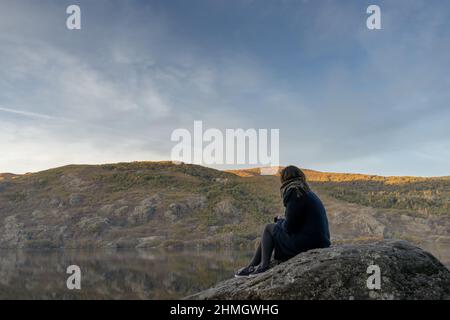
[[0, 243, 448, 300], [0, 249, 253, 299]]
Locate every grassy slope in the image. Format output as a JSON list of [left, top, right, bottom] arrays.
[[0, 162, 448, 249], [0, 162, 281, 248], [228, 168, 450, 216]]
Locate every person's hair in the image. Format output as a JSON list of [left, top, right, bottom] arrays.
[[279, 165, 307, 184]]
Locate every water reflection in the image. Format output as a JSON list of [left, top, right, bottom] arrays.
[[0, 249, 253, 299], [0, 244, 447, 300]]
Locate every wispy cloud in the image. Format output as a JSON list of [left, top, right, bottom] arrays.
[[0, 106, 55, 120]]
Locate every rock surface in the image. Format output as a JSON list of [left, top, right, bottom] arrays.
[[188, 240, 450, 300]]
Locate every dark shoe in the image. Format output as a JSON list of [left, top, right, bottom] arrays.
[[249, 265, 269, 277], [235, 265, 256, 278]]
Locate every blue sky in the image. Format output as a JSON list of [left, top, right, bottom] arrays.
[[0, 0, 449, 176]]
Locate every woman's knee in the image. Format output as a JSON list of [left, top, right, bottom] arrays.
[[264, 223, 275, 235]]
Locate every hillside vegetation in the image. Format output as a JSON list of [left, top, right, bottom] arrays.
[[0, 162, 448, 251], [229, 168, 450, 216], [0, 162, 281, 248]]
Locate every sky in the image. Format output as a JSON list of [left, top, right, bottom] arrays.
[[0, 0, 449, 176]]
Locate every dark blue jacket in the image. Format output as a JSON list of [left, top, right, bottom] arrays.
[[273, 189, 331, 260]]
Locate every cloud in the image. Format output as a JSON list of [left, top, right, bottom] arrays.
[[0, 0, 449, 176], [0, 106, 56, 120]]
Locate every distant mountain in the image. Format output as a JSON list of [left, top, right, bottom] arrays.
[[0, 161, 449, 267], [227, 166, 448, 183], [0, 173, 18, 181]]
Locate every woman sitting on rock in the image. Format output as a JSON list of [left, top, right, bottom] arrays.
[[236, 165, 331, 277]]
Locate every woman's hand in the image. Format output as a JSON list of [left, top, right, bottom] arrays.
[[273, 215, 283, 223]]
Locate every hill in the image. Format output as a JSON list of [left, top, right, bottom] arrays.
[[0, 173, 18, 181], [0, 162, 449, 267], [228, 167, 450, 216], [0, 162, 279, 249]]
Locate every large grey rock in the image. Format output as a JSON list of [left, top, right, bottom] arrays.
[[214, 200, 241, 225], [69, 194, 83, 206], [129, 195, 161, 224], [77, 216, 111, 234], [0, 215, 25, 247], [164, 195, 206, 222], [188, 240, 450, 300]]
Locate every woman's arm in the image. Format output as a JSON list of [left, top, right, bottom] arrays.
[[282, 191, 306, 234]]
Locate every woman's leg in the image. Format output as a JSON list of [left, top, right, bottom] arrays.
[[248, 223, 275, 268], [260, 223, 275, 268], [236, 223, 275, 276], [248, 242, 262, 267]]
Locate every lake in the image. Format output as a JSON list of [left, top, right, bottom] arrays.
[[0, 248, 253, 299], [0, 243, 448, 299]]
